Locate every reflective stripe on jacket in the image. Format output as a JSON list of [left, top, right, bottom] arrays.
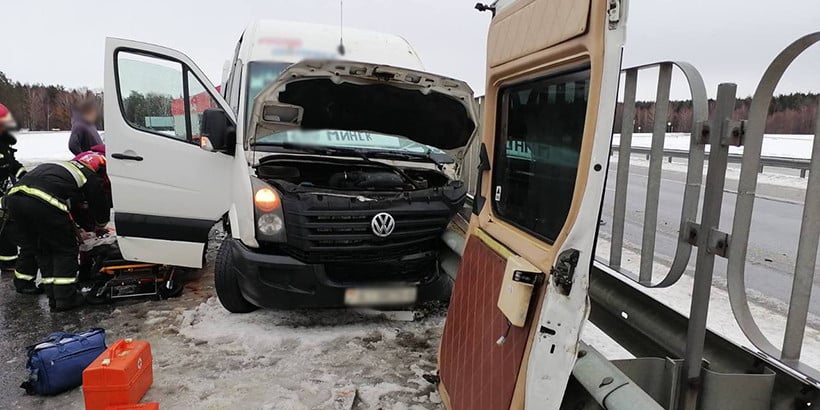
[[40, 277, 77, 285], [7, 185, 69, 212], [14, 271, 35, 281]]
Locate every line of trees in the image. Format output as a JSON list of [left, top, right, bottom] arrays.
[[0, 71, 101, 131], [614, 92, 819, 134]]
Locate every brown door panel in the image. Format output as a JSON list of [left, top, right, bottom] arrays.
[[439, 233, 539, 409]]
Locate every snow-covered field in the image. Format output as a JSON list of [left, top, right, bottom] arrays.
[[613, 132, 815, 159], [14, 131, 75, 165]]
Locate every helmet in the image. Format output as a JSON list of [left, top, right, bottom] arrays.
[[90, 144, 106, 155], [73, 151, 106, 173], [0, 103, 16, 129]]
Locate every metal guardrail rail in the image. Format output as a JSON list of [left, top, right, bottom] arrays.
[[610, 145, 813, 177]]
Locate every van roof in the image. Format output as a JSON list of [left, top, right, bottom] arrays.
[[243, 20, 425, 70]]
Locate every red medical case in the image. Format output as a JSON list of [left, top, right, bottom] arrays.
[[105, 404, 159, 410], [83, 339, 153, 410]]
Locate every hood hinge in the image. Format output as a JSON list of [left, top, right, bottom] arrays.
[[551, 249, 580, 295]]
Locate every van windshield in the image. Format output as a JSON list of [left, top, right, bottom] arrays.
[[246, 61, 292, 124]]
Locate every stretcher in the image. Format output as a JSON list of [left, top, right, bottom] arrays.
[[82, 232, 184, 304]]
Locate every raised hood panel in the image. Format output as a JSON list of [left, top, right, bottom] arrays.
[[248, 60, 478, 150]]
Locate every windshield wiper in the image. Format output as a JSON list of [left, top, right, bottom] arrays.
[[358, 149, 446, 170], [272, 142, 422, 189]]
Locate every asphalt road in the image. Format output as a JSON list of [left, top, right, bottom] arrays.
[[598, 156, 820, 316]]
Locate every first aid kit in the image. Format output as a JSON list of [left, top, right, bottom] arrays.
[[21, 328, 107, 396], [83, 338, 153, 410], [105, 403, 160, 410]]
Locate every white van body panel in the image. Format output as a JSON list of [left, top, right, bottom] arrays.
[[104, 38, 254, 267], [239, 20, 424, 68]]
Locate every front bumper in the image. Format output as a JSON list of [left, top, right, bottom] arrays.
[[228, 239, 452, 309]]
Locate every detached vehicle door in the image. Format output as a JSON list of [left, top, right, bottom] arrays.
[[437, 0, 627, 408], [104, 38, 236, 268]]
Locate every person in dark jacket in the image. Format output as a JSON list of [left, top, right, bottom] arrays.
[[0, 103, 27, 274], [68, 99, 103, 155], [5, 151, 110, 311]]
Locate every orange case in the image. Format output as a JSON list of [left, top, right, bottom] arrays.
[[83, 339, 153, 410], [105, 404, 159, 410]]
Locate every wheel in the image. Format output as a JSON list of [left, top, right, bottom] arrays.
[[214, 238, 257, 313]]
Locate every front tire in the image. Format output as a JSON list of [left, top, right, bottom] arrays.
[[214, 238, 257, 313]]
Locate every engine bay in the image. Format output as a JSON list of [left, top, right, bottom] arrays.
[[256, 155, 454, 192]]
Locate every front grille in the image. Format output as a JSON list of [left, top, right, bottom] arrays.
[[280, 196, 455, 263]]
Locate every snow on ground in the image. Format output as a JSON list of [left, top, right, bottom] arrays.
[[6, 254, 447, 410], [174, 297, 445, 409], [613, 133, 815, 160]]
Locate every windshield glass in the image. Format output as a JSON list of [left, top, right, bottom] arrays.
[[255, 129, 451, 160], [245, 61, 292, 125]]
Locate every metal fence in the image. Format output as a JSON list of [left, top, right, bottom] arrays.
[[599, 33, 820, 408]]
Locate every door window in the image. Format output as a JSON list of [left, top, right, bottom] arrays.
[[116, 50, 222, 144], [492, 68, 590, 242]]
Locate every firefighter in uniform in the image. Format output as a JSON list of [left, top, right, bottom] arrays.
[[5, 151, 110, 311], [0, 103, 27, 274]]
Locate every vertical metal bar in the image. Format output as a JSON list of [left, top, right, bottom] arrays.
[[781, 104, 820, 363], [680, 83, 737, 409], [610, 68, 638, 269], [639, 63, 673, 284]]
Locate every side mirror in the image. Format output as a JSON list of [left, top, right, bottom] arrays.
[[200, 108, 236, 154]]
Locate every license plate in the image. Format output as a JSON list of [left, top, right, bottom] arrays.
[[344, 287, 417, 306]]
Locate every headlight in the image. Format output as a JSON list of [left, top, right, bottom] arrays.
[[251, 177, 286, 242], [257, 213, 284, 236]]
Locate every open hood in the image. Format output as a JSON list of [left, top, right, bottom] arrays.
[[247, 60, 478, 151]]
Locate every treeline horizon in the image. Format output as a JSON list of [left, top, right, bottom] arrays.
[[614, 92, 819, 135], [0, 71, 103, 132], [1, 71, 817, 134]]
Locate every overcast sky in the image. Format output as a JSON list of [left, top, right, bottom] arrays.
[[1, 0, 818, 100]]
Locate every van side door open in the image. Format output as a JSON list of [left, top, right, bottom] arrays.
[[103, 38, 239, 268], [437, 0, 627, 408]]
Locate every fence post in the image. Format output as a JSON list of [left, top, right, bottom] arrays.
[[680, 83, 737, 409]]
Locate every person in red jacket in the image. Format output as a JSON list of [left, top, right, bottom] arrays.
[[5, 151, 110, 311]]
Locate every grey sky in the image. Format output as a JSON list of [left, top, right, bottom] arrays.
[[1, 0, 818, 100]]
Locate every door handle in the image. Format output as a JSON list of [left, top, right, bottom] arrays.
[[111, 153, 144, 161]]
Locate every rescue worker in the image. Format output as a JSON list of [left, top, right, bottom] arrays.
[[0, 103, 27, 274], [5, 151, 110, 311]]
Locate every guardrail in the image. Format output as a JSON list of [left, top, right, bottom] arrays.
[[611, 145, 813, 177]]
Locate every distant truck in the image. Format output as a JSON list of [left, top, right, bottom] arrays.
[[103, 20, 478, 312]]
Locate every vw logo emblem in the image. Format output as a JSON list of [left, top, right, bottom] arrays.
[[371, 212, 396, 237]]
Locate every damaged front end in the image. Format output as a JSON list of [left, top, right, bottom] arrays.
[[255, 154, 467, 286], [240, 59, 476, 304]]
